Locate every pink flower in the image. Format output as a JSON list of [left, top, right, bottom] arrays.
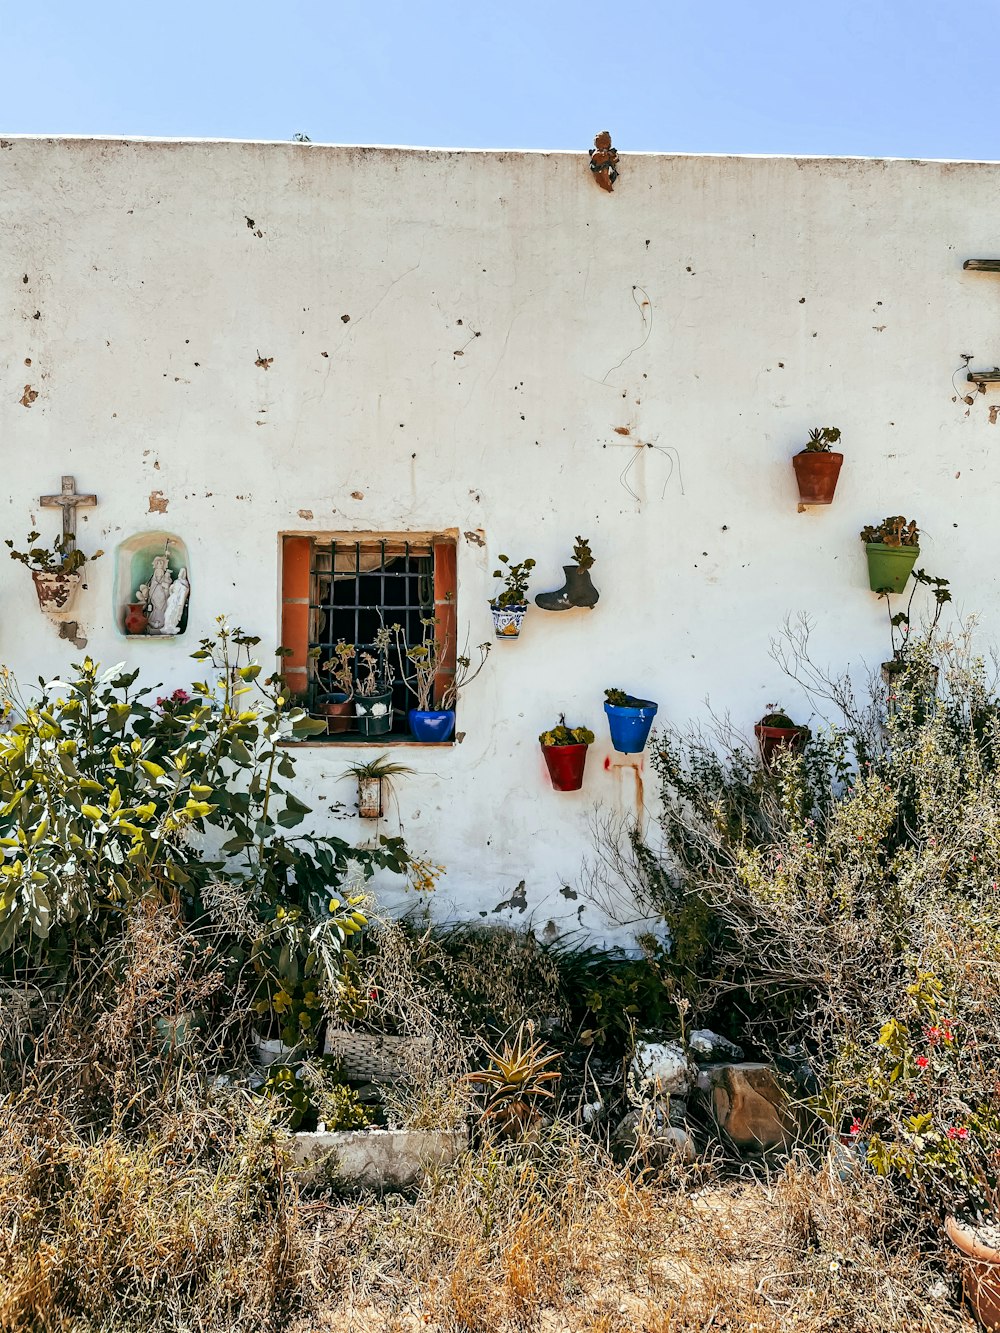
[[915, 1056, 929, 1069], [947, 1126, 970, 1141], [926, 1026, 942, 1045], [849, 1119, 862, 1135]]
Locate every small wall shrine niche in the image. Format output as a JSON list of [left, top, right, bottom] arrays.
[[115, 532, 191, 638]]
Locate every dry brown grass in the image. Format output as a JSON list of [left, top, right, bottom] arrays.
[[294, 1133, 973, 1333]]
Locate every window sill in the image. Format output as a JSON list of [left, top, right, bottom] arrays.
[[281, 737, 456, 748]]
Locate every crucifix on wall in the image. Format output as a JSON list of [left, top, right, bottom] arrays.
[[39, 475, 97, 553]]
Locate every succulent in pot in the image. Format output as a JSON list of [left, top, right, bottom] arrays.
[[318, 640, 355, 734], [792, 426, 843, 507], [604, 687, 659, 754], [394, 617, 491, 742], [490, 553, 535, 638], [535, 536, 600, 612], [354, 627, 395, 737], [539, 714, 595, 791], [6, 531, 103, 620], [860, 515, 920, 594], [754, 706, 807, 765]]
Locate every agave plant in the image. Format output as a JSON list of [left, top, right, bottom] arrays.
[[465, 1022, 562, 1137]]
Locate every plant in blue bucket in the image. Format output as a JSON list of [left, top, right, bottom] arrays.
[[396, 617, 491, 742], [603, 687, 659, 754]]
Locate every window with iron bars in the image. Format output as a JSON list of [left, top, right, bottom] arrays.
[[280, 533, 458, 741]]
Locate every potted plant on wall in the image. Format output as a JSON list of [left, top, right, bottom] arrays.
[[792, 427, 843, 507], [535, 536, 600, 611], [319, 640, 356, 735], [490, 554, 536, 638], [539, 714, 595, 791], [6, 531, 103, 619], [395, 618, 491, 742], [340, 754, 415, 819], [604, 687, 659, 754], [861, 516, 920, 594], [354, 628, 395, 737], [754, 706, 808, 765]]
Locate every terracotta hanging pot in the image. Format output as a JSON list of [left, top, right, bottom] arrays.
[[754, 723, 806, 765], [323, 691, 354, 734], [946, 1216, 1000, 1331], [541, 742, 589, 791], [31, 570, 81, 619], [792, 450, 843, 506]]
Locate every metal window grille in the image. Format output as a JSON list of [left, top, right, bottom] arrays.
[[308, 539, 435, 731]]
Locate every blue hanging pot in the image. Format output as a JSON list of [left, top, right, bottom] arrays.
[[604, 698, 658, 754], [409, 709, 456, 742]]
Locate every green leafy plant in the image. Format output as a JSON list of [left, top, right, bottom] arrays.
[[803, 427, 842, 453], [491, 554, 536, 609], [320, 640, 355, 699], [605, 688, 644, 708], [0, 621, 411, 1028], [573, 536, 595, 570], [394, 618, 491, 711], [355, 626, 396, 697], [884, 569, 952, 673], [860, 516, 920, 548], [6, 531, 103, 575], [757, 707, 799, 728], [539, 715, 595, 747], [258, 1060, 375, 1131]]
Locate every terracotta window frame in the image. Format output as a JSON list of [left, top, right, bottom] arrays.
[[280, 530, 458, 746]]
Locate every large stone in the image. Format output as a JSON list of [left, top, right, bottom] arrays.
[[290, 1127, 466, 1190], [612, 1111, 696, 1164], [630, 1040, 693, 1097], [687, 1028, 745, 1063], [696, 1062, 796, 1152]]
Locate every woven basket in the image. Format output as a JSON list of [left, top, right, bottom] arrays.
[[324, 1030, 429, 1082]]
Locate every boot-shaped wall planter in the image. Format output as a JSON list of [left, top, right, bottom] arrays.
[[535, 565, 600, 612]]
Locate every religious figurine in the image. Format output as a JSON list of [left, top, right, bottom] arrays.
[[161, 567, 190, 635], [146, 555, 174, 634], [589, 130, 619, 193]]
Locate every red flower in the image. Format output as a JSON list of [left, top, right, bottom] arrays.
[[915, 1056, 929, 1069], [947, 1126, 970, 1141], [926, 1026, 942, 1045], [849, 1119, 862, 1135]]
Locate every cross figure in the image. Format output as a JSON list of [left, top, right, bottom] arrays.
[[40, 475, 97, 553]]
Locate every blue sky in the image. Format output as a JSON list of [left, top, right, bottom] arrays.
[[1, 0, 994, 159]]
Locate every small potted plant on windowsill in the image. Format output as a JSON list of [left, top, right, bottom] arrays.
[[535, 536, 600, 611], [754, 706, 808, 765], [395, 618, 491, 742], [354, 628, 395, 737], [539, 715, 595, 791], [6, 531, 103, 619], [319, 640, 356, 735], [860, 515, 920, 594], [792, 426, 843, 507], [490, 553, 536, 638], [604, 687, 659, 754]]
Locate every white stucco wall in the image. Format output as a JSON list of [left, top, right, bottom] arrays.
[[2, 136, 999, 936]]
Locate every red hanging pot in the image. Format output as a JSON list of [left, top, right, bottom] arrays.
[[541, 742, 589, 792], [754, 724, 806, 766]]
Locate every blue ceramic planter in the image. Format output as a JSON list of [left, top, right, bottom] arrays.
[[409, 709, 456, 742], [604, 699, 658, 754]]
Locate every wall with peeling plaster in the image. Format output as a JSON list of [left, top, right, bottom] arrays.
[[2, 136, 1000, 941]]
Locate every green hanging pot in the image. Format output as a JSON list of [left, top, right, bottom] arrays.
[[865, 543, 919, 594]]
